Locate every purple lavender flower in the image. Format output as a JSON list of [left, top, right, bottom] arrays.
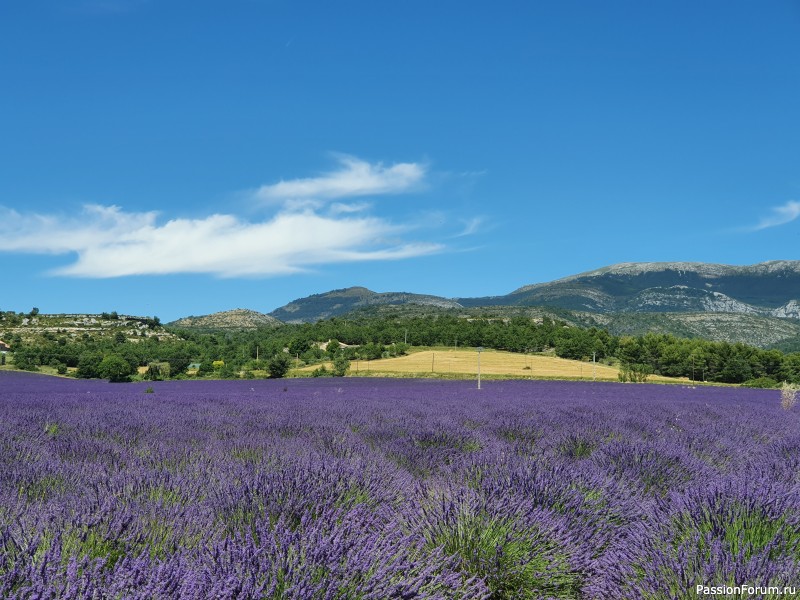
[[1, 372, 797, 598]]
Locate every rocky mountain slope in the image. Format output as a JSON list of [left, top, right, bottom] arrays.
[[0, 313, 173, 345], [459, 261, 800, 317], [257, 261, 800, 348], [164, 261, 800, 348], [265, 261, 800, 323], [169, 309, 282, 330], [268, 287, 462, 324]]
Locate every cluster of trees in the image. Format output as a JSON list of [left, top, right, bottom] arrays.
[[6, 312, 800, 385], [614, 333, 800, 385]]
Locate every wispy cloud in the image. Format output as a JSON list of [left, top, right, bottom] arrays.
[[454, 216, 485, 237], [328, 202, 372, 215], [752, 200, 800, 231], [255, 155, 426, 204], [0, 156, 448, 278], [0, 205, 441, 278]]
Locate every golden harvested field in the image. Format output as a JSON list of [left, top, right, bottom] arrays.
[[295, 348, 686, 383]]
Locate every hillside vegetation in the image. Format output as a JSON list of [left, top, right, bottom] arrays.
[[4, 309, 800, 387], [5, 259, 800, 384], [169, 309, 281, 331], [1, 310, 169, 345]]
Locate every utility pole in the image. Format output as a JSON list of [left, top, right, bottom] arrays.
[[593, 352, 596, 381]]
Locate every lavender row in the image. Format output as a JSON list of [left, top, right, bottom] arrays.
[[1, 372, 798, 598]]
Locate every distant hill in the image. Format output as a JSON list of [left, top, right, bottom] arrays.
[[267, 261, 800, 322], [588, 311, 800, 348], [257, 261, 800, 348], [0, 312, 173, 345], [323, 303, 800, 349], [169, 309, 282, 330], [458, 261, 800, 317], [268, 287, 462, 324], [162, 261, 800, 348]]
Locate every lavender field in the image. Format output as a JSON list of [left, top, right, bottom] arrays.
[[1, 372, 799, 599]]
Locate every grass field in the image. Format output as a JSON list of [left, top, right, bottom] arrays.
[[295, 347, 687, 383]]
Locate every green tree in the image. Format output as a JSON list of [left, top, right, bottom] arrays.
[[76, 351, 104, 379], [99, 354, 135, 382], [268, 353, 292, 378], [288, 338, 311, 357], [332, 355, 350, 377], [327, 338, 342, 358], [144, 362, 170, 381], [780, 353, 800, 384], [198, 360, 214, 375], [219, 363, 237, 379], [12, 348, 40, 371], [360, 342, 384, 360]]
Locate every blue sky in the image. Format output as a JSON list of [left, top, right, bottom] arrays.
[[2, 1, 799, 321]]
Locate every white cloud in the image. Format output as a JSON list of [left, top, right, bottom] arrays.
[[753, 200, 800, 231], [255, 155, 426, 204], [0, 205, 442, 278], [0, 204, 158, 253], [0, 155, 488, 278], [328, 202, 371, 215], [454, 216, 484, 237]]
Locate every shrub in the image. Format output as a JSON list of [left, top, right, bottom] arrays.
[[742, 377, 778, 389], [332, 355, 350, 377], [781, 382, 799, 410], [198, 361, 213, 375], [618, 363, 650, 383], [311, 365, 328, 377], [268, 353, 292, 379], [76, 351, 104, 379], [12, 350, 40, 372], [98, 354, 135, 383], [420, 498, 582, 599], [218, 364, 237, 379], [144, 362, 170, 381]]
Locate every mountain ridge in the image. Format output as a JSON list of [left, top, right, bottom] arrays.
[[462, 260, 800, 315], [259, 260, 800, 322], [269, 287, 463, 324], [165, 260, 800, 348]]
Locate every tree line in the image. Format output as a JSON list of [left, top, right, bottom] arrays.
[[6, 313, 800, 385]]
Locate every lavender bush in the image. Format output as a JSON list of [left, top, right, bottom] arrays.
[[1, 371, 798, 599]]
